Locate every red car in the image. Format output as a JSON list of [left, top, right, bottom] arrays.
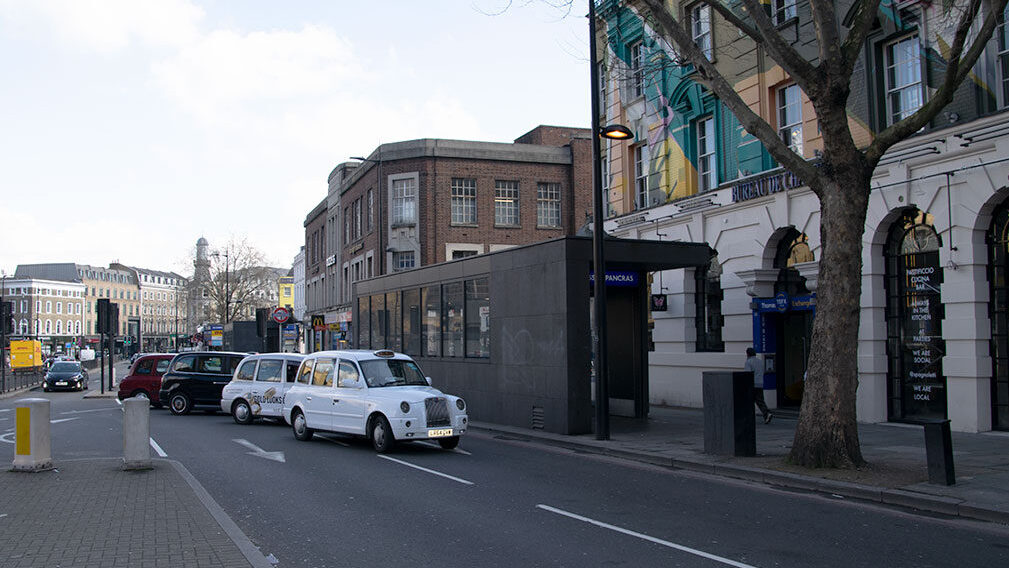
[[118, 354, 174, 407]]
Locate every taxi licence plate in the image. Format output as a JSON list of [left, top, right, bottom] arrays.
[[428, 428, 453, 438]]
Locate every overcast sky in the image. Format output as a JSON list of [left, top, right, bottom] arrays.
[[0, 0, 590, 278]]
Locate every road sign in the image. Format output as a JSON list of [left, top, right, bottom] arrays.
[[272, 307, 290, 324]]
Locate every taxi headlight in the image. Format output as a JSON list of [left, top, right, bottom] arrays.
[[400, 401, 410, 414], [456, 399, 466, 411]]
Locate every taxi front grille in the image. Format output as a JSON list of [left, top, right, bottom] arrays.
[[425, 397, 450, 427]]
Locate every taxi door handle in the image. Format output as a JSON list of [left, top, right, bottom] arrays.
[[306, 396, 312, 401], [332, 399, 339, 404]]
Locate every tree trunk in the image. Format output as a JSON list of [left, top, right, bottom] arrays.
[[788, 167, 869, 468]]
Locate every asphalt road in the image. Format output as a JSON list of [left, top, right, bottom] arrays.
[[2, 383, 1008, 568]]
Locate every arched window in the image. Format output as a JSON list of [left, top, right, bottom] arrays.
[[694, 254, 724, 352], [55, 320, 61, 335], [884, 208, 945, 421], [774, 228, 813, 295], [19, 319, 27, 335], [988, 201, 1009, 430]]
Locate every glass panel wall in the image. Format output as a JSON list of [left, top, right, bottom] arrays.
[[465, 278, 490, 358]]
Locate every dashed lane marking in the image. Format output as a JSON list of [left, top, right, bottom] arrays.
[[536, 504, 759, 568], [377, 454, 474, 485]]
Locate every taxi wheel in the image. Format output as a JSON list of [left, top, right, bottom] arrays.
[[438, 436, 460, 450], [169, 392, 192, 415], [131, 390, 151, 403], [370, 416, 395, 453], [232, 400, 253, 425], [292, 410, 313, 441]]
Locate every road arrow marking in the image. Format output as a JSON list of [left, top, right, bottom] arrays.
[[233, 438, 286, 463]]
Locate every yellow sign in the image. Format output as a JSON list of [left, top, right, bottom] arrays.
[[278, 276, 294, 309]]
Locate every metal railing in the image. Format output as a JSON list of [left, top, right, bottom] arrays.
[[1, 368, 42, 394]]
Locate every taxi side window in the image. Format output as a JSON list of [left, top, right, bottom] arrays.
[[155, 360, 171, 374], [172, 355, 196, 372], [312, 359, 335, 387], [235, 360, 256, 381], [200, 356, 223, 373], [256, 360, 283, 382], [337, 361, 360, 388], [136, 359, 154, 375], [297, 360, 315, 384], [286, 361, 300, 383]]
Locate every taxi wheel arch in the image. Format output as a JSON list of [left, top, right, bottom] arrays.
[[232, 399, 253, 425], [292, 408, 313, 441], [369, 414, 395, 453], [168, 391, 192, 415]]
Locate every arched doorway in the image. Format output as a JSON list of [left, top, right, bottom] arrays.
[[884, 208, 945, 421], [772, 229, 814, 408], [987, 201, 1009, 430]]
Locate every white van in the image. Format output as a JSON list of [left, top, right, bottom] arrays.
[[221, 353, 306, 424]]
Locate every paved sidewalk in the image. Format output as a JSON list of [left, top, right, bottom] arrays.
[[0, 458, 272, 568], [472, 406, 1009, 525]]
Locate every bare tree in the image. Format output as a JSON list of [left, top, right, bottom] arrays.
[[607, 0, 1007, 468], [204, 238, 276, 324]]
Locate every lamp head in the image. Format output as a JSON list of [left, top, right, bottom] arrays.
[[599, 124, 633, 140]]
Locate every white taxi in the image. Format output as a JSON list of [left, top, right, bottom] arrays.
[[282, 350, 468, 452], [221, 353, 305, 424]]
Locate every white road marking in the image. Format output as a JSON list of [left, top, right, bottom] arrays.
[[149, 437, 168, 457], [536, 504, 759, 568], [416, 440, 472, 455], [377, 455, 474, 485], [0, 431, 13, 444], [316, 434, 350, 447], [60, 408, 119, 415], [233, 438, 286, 463], [50, 418, 80, 424], [115, 398, 122, 406]]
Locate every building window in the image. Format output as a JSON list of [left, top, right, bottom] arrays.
[[494, 180, 520, 226], [634, 145, 648, 209], [452, 250, 478, 260], [885, 34, 923, 125], [393, 251, 415, 271], [773, 0, 796, 25], [451, 178, 477, 225], [392, 178, 417, 225], [442, 282, 464, 358], [46, 301, 51, 314], [777, 84, 803, 155], [344, 207, 351, 244], [630, 40, 645, 98], [465, 278, 490, 358], [696, 117, 717, 192], [694, 258, 724, 352], [998, 9, 1009, 108], [537, 182, 562, 228], [367, 189, 374, 233], [691, 4, 712, 60]]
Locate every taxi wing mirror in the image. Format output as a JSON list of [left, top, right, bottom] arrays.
[[425, 376, 433, 386]]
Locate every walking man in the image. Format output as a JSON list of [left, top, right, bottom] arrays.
[[745, 347, 773, 424]]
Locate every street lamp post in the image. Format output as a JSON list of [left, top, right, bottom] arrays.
[[212, 250, 231, 324], [589, 2, 634, 440]]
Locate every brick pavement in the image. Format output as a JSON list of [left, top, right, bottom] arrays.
[[0, 458, 267, 568]]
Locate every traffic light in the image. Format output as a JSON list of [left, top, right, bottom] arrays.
[[256, 308, 269, 338], [1, 301, 12, 335], [97, 299, 119, 335]]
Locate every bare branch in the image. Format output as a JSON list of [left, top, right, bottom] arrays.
[[627, 0, 821, 189], [866, 0, 1006, 165], [808, 0, 841, 64], [734, 0, 818, 90], [840, 0, 884, 75]]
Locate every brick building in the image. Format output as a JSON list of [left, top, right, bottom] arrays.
[[306, 125, 592, 351]]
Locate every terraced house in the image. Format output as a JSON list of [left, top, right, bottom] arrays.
[[596, 0, 1009, 432]]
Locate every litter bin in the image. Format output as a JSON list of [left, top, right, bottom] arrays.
[[702, 371, 756, 457]]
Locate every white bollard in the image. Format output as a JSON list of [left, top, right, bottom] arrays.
[[12, 398, 53, 472], [122, 397, 151, 470]]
